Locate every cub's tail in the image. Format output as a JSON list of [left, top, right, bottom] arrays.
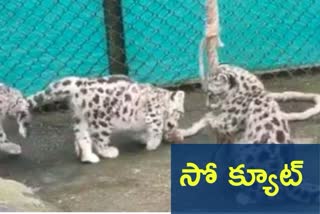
[[27, 77, 82, 109]]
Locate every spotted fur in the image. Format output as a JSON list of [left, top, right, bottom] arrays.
[[0, 83, 31, 155], [28, 75, 185, 163], [180, 64, 290, 144], [177, 64, 319, 205]]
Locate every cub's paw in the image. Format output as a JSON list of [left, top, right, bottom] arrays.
[[146, 140, 161, 151], [81, 153, 100, 164], [165, 130, 184, 143], [96, 146, 119, 159], [0, 142, 22, 155]]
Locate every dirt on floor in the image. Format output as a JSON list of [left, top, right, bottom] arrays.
[[0, 72, 320, 211]]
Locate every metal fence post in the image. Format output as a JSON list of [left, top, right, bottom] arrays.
[[103, 0, 128, 75]]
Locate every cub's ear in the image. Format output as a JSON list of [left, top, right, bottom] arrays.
[[227, 74, 237, 89]]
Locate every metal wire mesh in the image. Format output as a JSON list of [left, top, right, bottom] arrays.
[[0, 0, 319, 95], [218, 0, 320, 73], [0, 0, 108, 95], [122, 0, 205, 85]]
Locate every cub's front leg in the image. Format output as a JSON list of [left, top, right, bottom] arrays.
[[144, 116, 164, 151], [90, 121, 119, 159], [0, 116, 22, 155], [176, 113, 210, 138], [73, 116, 100, 164], [173, 112, 238, 143]]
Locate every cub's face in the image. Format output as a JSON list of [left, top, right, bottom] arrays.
[[207, 72, 237, 96]]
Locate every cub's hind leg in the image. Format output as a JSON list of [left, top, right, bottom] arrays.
[[90, 120, 119, 159], [73, 116, 100, 163], [0, 116, 21, 155]]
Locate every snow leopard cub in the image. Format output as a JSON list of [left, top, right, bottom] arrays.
[[178, 64, 291, 144], [175, 65, 319, 205], [0, 83, 31, 155], [28, 75, 185, 163]]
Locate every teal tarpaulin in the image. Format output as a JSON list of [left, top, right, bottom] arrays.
[[0, 0, 108, 95], [1, 0, 319, 95]]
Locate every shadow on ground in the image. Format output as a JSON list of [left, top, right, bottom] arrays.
[[0, 73, 320, 211]]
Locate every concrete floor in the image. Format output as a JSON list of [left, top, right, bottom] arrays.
[[0, 72, 320, 211]]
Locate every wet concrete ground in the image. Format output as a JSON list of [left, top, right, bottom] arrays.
[[0, 73, 320, 211]]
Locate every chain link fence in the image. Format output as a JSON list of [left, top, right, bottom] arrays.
[[219, 0, 320, 73], [0, 0, 319, 95], [0, 0, 108, 95]]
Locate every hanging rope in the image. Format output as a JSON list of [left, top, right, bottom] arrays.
[[199, 0, 223, 92]]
